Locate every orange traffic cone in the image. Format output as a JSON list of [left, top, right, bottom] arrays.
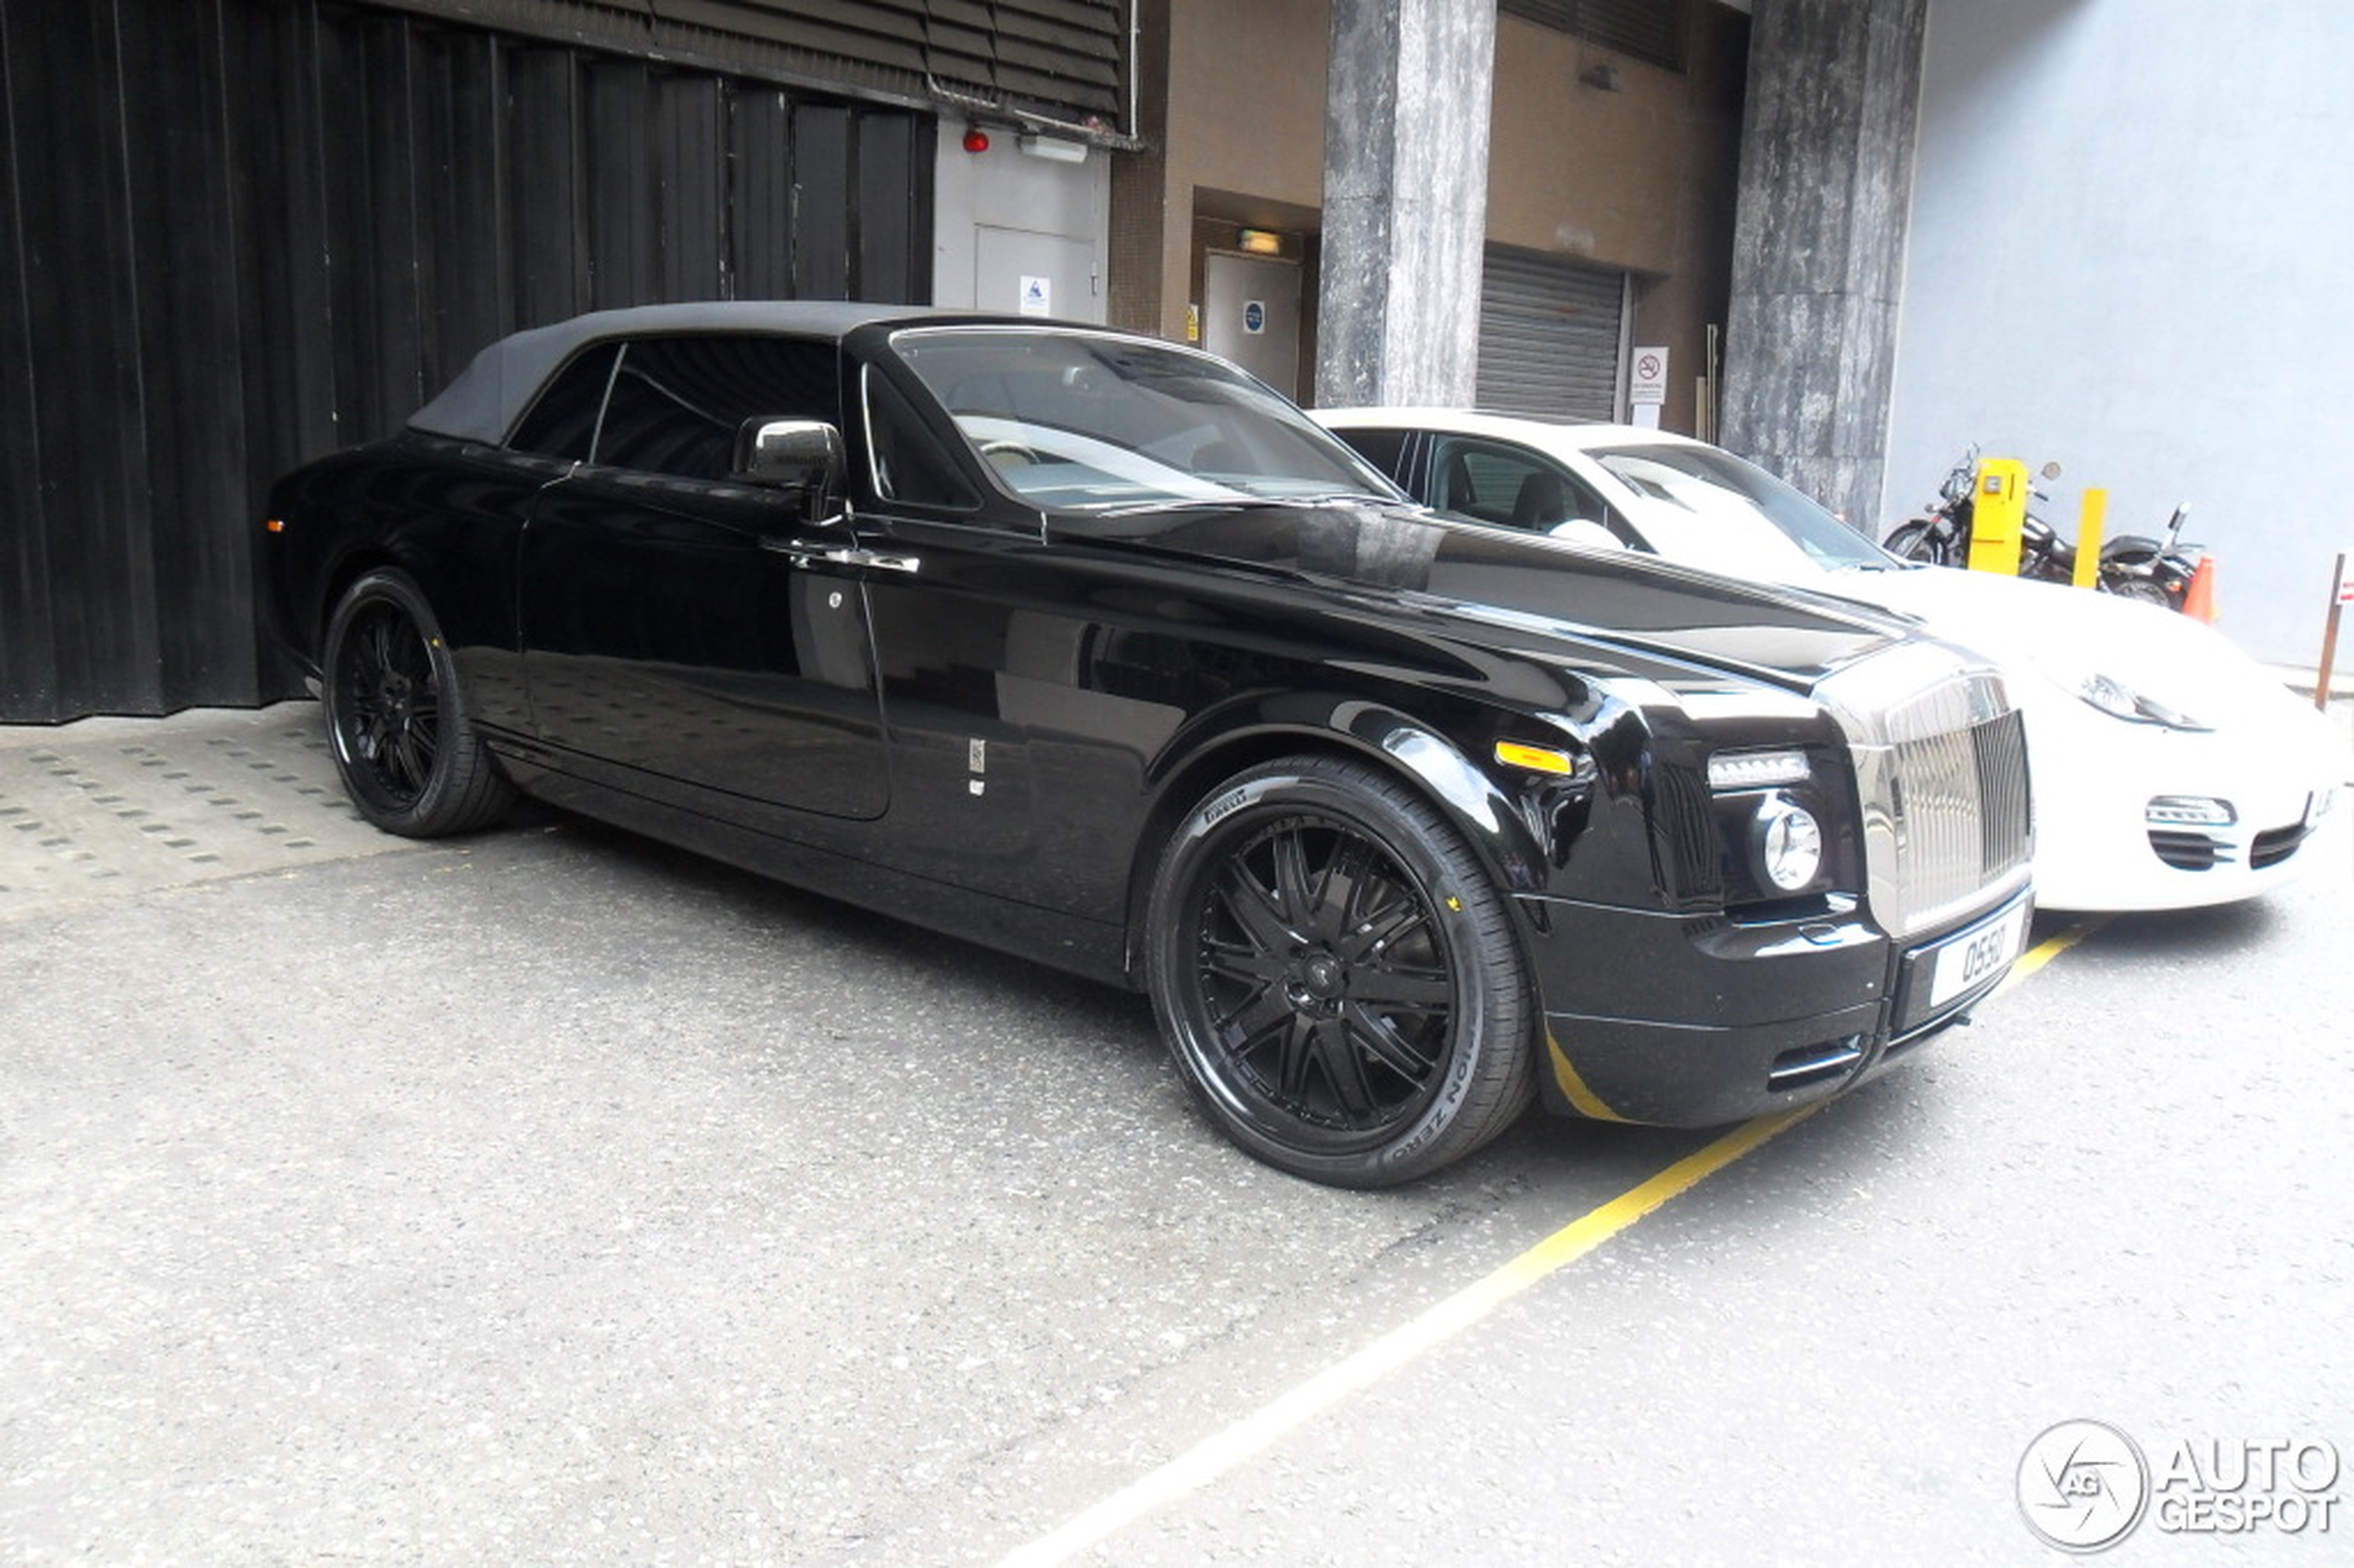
[[2182, 555, 2218, 622]]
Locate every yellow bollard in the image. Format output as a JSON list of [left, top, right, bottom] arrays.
[[1968, 458, 2028, 576], [2073, 487, 2106, 589]]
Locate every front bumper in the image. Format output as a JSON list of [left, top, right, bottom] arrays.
[[1524, 888, 2031, 1127], [2024, 684, 2345, 912]]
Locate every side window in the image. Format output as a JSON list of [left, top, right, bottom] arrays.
[[1430, 437, 1614, 533], [508, 343, 619, 461], [1331, 425, 1410, 481], [593, 335, 842, 482], [865, 369, 980, 510]]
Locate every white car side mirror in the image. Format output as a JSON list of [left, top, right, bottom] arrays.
[[1548, 519, 1625, 550]]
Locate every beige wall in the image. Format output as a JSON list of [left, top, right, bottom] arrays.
[[1127, 0, 1745, 431]]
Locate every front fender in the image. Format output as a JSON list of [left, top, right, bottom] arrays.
[[1138, 689, 1566, 916]]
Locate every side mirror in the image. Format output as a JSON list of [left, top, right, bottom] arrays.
[[1547, 518, 1625, 550], [733, 417, 846, 521]]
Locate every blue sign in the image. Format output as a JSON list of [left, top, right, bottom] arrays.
[[1243, 300, 1266, 335]]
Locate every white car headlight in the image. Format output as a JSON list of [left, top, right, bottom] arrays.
[[2074, 672, 2209, 731]]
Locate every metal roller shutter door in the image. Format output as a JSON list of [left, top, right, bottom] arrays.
[[1475, 248, 1629, 420]]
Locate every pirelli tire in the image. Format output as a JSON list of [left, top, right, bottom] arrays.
[[321, 567, 514, 838], [1145, 754, 1537, 1187]]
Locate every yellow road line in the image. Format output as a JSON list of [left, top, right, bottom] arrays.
[[998, 923, 2102, 1568], [1997, 917, 2107, 995]]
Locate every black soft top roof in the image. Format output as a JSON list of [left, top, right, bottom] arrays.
[[407, 300, 1001, 445]]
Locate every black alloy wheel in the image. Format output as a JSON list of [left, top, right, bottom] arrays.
[[322, 568, 513, 837], [1147, 756, 1534, 1187]]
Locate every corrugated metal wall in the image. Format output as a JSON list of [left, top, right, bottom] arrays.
[[0, 0, 934, 722], [1475, 247, 1630, 421]]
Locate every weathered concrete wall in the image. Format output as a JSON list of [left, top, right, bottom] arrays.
[[1312, 0, 1496, 407], [1721, 0, 1927, 529]]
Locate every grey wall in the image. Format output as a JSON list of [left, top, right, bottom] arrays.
[[1886, 0, 2354, 668]]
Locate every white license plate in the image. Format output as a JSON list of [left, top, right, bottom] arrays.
[[1925, 901, 2030, 1010]]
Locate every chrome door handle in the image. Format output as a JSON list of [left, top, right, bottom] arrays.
[[766, 537, 921, 574]]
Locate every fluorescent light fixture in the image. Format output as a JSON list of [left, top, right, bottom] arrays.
[[1017, 134, 1089, 164]]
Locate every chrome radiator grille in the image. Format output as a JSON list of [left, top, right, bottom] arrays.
[[1820, 644, 2034, 940]]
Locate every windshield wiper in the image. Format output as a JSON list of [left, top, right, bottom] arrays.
[[1097, 494, 1301, 517], [1095, 488, 1406, 518]]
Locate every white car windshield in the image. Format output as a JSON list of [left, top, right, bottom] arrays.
[[892, 327, 1397, 512], [1590, 443, 1892, 579]]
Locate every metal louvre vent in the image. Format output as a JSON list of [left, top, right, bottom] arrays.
[[380, 0, 1129, 128], [1819, 646, 2034, 940], [1500, 0, 1687, 72]]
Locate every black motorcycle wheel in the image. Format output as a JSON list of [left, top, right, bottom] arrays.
[[1882, 519, 1955, 566], [2107, 576, 2174, 608], [1145, 756, 1535, 1187], [322, 568, 514, 837]]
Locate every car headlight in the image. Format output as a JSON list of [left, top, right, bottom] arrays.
[[1754, 798, 1824, 890], [1705, 748, 1837, 904], [2075, 672, 2210, 731]]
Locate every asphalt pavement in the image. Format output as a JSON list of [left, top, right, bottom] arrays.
[[4, 696, 2350, 1565]]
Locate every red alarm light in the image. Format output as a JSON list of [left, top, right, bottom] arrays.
[[962, 125, 990, 154]]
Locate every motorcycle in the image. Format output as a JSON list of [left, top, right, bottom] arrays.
[[2095, 501, 2204, 611], [1881, 448, 2205, 609]]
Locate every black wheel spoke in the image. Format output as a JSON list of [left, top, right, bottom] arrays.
[[1212, 864, 1300, 956], [1271, 1010, 1320, 1105], [1337, 896, 1428, 965], [1346, 962, 1454, 1013], [1269, 828, 1324, 937], [1201, 934, 1290, 988], [1212, 974, 1294, 1046], [1315, 832, 1376, 936], [387, 724, 434, 795], [1312, 1016, 1384, 1120], [1339, 999, 1441, 1082]]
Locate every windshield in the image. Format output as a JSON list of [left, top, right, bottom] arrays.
[[1590, 442, 1892, 579], [890, 327, 1398, 511]]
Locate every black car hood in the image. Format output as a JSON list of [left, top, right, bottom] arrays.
[[1064, 500, 1910, 690]]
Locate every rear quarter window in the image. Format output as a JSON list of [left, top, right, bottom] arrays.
[[1331, 425, 1410, 479], [507, 344, 620, 461]]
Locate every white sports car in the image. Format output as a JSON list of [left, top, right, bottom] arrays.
[[1314, 408, 2346, 912]]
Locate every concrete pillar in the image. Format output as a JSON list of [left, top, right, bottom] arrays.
[[1312, 0, 1496, 408], [1721, 0, 1928, 532]]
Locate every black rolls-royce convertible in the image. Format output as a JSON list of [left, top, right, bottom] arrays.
[[262, 303, 2032, 1186]]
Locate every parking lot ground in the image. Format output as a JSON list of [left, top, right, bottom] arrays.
[[4, 700, 2350, 1564]]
